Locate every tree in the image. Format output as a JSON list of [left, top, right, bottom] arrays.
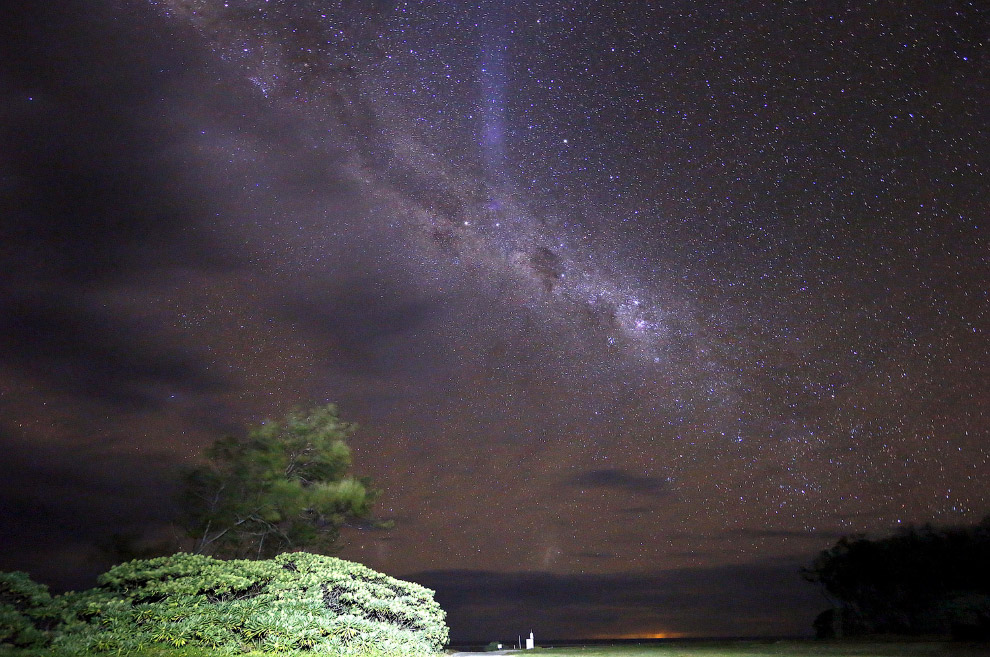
[[180, 404, 385, 558], [802, 517, 990, 639]]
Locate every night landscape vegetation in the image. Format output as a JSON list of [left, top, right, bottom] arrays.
[[0, 0, 987, 654]]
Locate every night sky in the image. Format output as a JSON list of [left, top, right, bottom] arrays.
[[1, 0, 986, 642]]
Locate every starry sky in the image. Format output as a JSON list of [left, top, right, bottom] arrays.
[[0, 0, 986, 642]]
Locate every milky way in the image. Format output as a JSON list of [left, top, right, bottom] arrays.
[[155, 0, 695, 374]]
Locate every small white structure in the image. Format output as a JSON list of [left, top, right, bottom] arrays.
[[525, 631, 535, 649]]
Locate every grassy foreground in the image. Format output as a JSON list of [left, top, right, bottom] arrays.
[[530, 641, 990, 657]]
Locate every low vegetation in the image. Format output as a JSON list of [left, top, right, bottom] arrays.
[[1, 552, 447, 656]]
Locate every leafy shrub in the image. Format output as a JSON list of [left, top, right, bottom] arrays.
[[48, 552, 447, 655], [0, 571, 53, 647]]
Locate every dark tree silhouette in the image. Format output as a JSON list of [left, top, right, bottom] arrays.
[[803, 516, 990, 639]]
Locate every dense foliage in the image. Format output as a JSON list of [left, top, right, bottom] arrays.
[[181, 405, 385, 558], [803, 517, 990, 639], [1, 553, 448, 656], [0, 571, 55, 648]]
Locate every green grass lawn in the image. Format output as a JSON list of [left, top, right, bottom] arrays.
[[528, 640, 990, 657]]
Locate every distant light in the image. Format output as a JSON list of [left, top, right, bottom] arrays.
[[594, 631, 685, 639]]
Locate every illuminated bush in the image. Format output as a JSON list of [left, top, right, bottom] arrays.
[[11, 552, 447, 655]]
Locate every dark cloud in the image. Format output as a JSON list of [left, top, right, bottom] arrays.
[[723, 528, 847, 541], [412, 558, 821, 641], [618, 506, 654, 515], [569, 551, 617, 560], [278, 280, 448, 376], [0, 0, 237, 287], [567, 469, 673, 499], [0, 293, 226, 409], [0, 423, 181, 591], [0, 0, 244, 413]]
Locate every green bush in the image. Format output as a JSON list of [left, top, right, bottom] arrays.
[[0, 571, 54, 648], [2, 553, 447, 655]]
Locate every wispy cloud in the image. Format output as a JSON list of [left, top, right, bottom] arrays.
[[567, 468, 673, 498]]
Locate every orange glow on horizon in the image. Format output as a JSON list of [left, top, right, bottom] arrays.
[[592, 631, 686, 640]]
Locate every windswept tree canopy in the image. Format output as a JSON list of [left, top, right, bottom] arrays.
[[180, 404, 385, 558]]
